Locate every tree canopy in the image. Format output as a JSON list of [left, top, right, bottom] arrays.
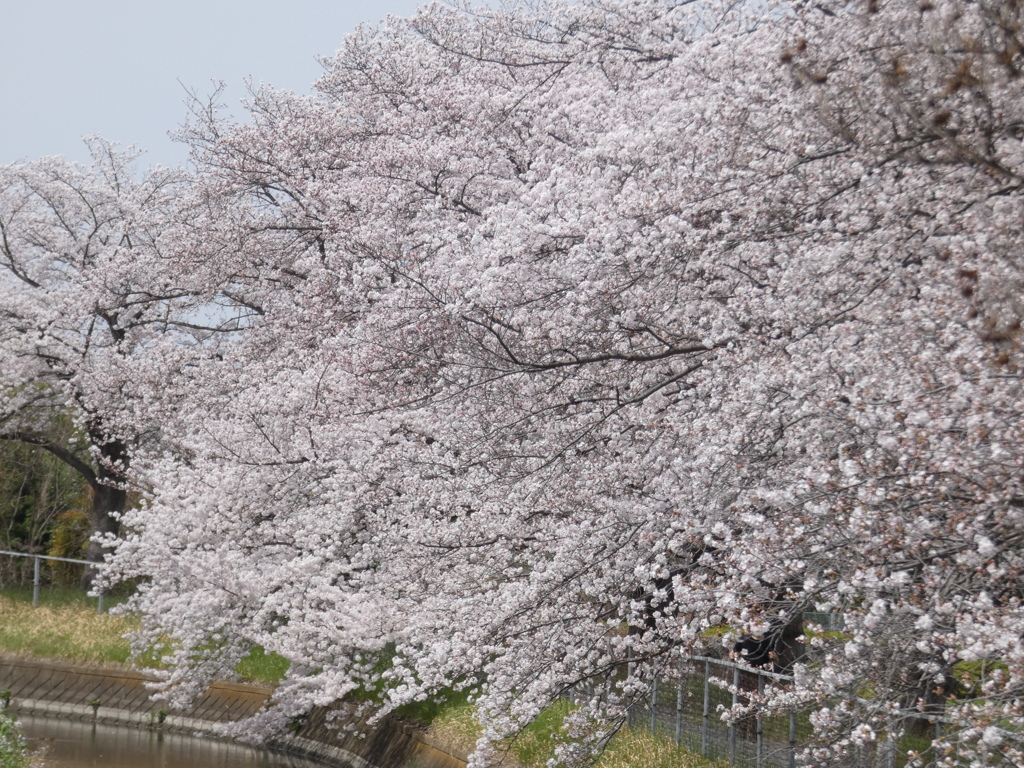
[[3, 2, 1023, 766]]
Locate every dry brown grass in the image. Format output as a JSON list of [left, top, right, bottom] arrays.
[[0, 597, 288, 685], [428, 700, 483, 758], [0, 597, 136, 665], [598, 727, 727, 768]]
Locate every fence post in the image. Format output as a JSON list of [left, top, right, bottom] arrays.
[[598, 638, 608, 717], [627, 659, 634, 729], [675, 658, 684, 745], [789, 708, 797, 768], [32, 555, 40, 607], [601, 675, 607, 717], [756, 672, 764, 768], [650, 672, 658, 733], [702, 660, 710, 757], [730, 666, 739, 766]]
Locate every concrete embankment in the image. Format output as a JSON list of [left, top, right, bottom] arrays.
[[0, 655, 467, 768]]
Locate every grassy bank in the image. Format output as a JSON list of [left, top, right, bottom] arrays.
[[0, 593, 285, 684], [1, 592, 722, 767], [428, 698, 725, 768], [0, 596, 134, 665]]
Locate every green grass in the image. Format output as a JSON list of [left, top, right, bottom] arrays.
[[235, 645, 290, 686], [394, 692, 468, 725], [428, 698, 725, 768], [511, 699, 580, 767], [0, 584, 114, 610]]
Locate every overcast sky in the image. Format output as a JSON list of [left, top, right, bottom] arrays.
[[0, 0, 425, 169]]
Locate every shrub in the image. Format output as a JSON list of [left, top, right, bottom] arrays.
[[0, 712, 36, 768]]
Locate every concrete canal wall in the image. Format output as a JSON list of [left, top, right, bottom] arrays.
[[0, 655, 468, 768]]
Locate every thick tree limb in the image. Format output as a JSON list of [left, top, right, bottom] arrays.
[[0, 431, 99, 489]]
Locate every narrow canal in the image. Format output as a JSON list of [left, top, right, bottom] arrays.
[[20, 715, 329, 768]]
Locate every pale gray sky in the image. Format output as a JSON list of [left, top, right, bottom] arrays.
[[0, 0, 425, 168]]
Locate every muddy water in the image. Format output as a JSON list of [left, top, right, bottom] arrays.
[[20, 715, 328, 768]]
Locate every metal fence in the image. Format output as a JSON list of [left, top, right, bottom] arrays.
[[620, 655, 803, 768], [0, 549, 108, 612], [802, 612, 846, 631], [620, 654, 961, 768]]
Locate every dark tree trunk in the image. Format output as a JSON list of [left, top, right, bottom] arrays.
[[81, 438, 127, 590], [904, 666, 957, 738], [771, 610, 806, 674]]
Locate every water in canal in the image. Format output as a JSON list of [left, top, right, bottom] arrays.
[[20, 714, 328, 768]]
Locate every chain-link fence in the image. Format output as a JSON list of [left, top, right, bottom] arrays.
[[801, 612, 846, 631], [619, 654, 961, 768], [620, 656, 804, 768]]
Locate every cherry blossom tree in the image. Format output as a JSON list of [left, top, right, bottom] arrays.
[[0, 143, 255, 575], [103, 1, 1024, 766]]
